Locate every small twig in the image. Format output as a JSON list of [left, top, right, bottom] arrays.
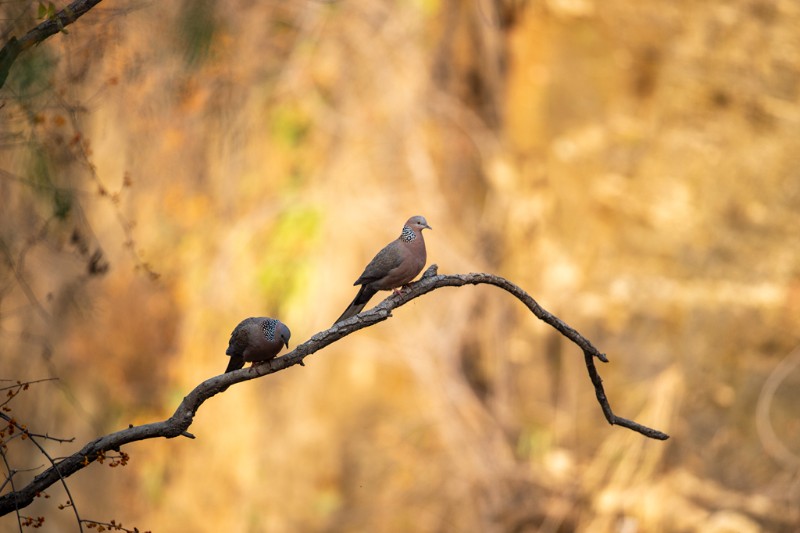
[[1, 413, 76, 444], [0, 378, 59, 393], [0, 378, 61, 411], [79, 518, 147, 533], [0, 382, 84, 528], [0, 448, 24, 533], [0, 0, 105, 89], [0, 269, 668, 516], [18, 431, 84, 529], [0, 380, 75, 446]]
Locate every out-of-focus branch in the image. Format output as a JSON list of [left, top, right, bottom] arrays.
[[0, 0, 104, 89], [756, 345, 800, 468], [0, 266, 667, 516]]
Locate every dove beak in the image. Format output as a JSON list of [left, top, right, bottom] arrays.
[[424, 223, 432, 230]]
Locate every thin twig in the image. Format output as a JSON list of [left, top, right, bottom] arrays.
[[0, 0, 105, 89], [0, 413, 75, 444], [0, 377, 59, 393], [0, 411, 84, 528], [0, 448, 24, 533], [0, 268, 668, 516]]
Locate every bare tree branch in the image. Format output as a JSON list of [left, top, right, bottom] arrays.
[[0, 0, 104, 89], [0, 266, 668, 516], [0, 448, 24, 532]]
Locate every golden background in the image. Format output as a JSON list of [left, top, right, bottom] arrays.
[[2, 0, 799, 531]]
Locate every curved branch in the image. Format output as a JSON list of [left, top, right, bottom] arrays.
[[0, 0, 104, 89], [0, 267, 668, 516]]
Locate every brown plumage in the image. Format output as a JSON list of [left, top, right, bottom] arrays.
[[334, 216, 432, 325], [225, 317, 291, 373]]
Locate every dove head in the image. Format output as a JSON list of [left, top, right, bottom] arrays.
[[405, 215, 432, 233], [276, 322, 291, 349]]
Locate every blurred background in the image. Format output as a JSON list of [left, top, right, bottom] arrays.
[[2, 0, 800, 531]]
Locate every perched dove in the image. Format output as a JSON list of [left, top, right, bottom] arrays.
[[334, 215, 432, 325], [224, 317, 291, 373]]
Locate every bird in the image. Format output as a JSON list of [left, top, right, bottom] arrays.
[[333, 215, 432, 325], [224, 317, 291, 374]]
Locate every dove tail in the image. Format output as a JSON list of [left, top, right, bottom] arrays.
[[219, 354, 245, 393], [225, 354, 245, 374], [334, 285, 377, 325]]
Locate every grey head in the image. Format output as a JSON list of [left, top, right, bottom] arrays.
[[400, 216, 432, 242], [263, 319, 291, 349]]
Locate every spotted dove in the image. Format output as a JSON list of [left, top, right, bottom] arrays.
[[334, 215, 432, 325], [224, 317, 291, 373]]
